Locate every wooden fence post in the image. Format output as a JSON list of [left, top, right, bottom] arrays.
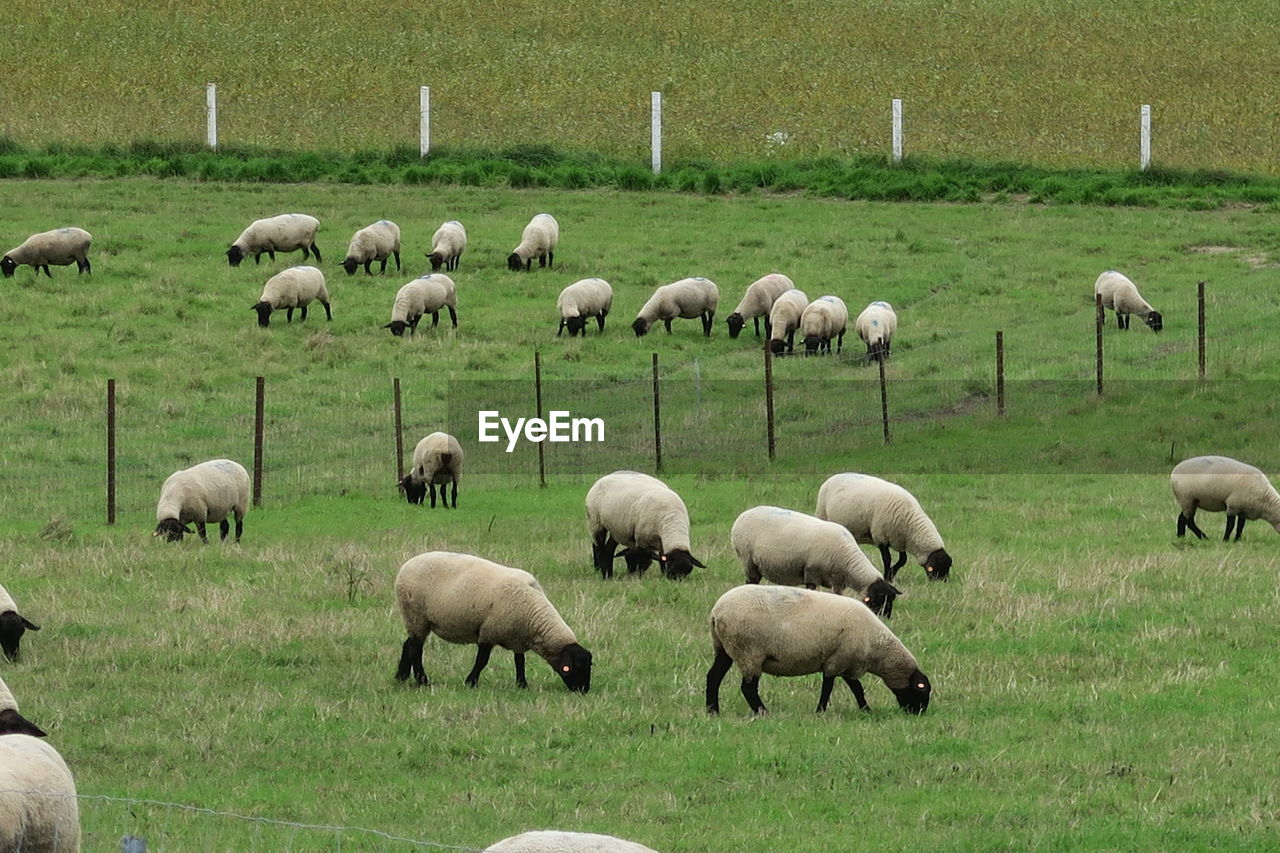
[[652, 352, 663, 472], [534, 351, 545, 488], [996, 331, 1005, 417], [763, 343, 776, 461], [253, 377, 264, 507], [393, 378, 404, 481], [1197, 281, 1206, 380], [1095, 294, 1104, 396], [106, 379, 116, 525], [878, 356, 891, 444]]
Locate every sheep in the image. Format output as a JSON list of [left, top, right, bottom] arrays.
[[341, 220, 401, 275], [767, 288, 809, 355], [0, 674, 45, 737], [427, 220, 467, 272], [730, 506, 901, 617], [153, 459, 250, 544], [705, 584, 931, 716], [1, 227, 92, 278], [585, 470, 705, 579], [485, 831, 661, 852], [631, 277, 719, 337], [726, 273, 795, 339], [815, 472, 952, 582], [393, 551, 593, 692], [1170, 455, 1280, 541], [855, 300, 897, 363], [225, 213, 321, 267], [507, 213, 559, 271], [1094, 270, 1162, 332], [397, 432, 463, 508], [250, 265, 331, 327], [0, 585, 40, 663], [384, 274, 458, 336], [799, 295, 848, 355], [0, 676, 80, 852], [556, 277, 613, 337]]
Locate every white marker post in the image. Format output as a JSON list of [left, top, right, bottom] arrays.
[[420, 87, 431, 157], [1140, 104, 1151, 171], [206, 83, 218, 150], [651, 91, 663, 174], [891, 98, 903, 165]]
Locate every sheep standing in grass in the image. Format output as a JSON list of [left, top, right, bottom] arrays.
[[767, 288, 809, 355], [730, 506, 901, 616], [250, 265, 331, 327], [855, 300, 897, 363], [394, 551, 593, 692], [726, 273, 795, 339], [631, 277, 719, 337], [226, 213, 321, 267], [816, 472, 952, 581], [585, 470, 705, 579], [556, 277, 613, 336], [485, 831, 661, 852], [384, 274, 458, 336], [341, 220, 401, 275], [1094, 270, 1162, 332], [1170, 455, 1280, 540], [428, 220, 467, 272], [0, 675, 81, 852], [398, 432, 463, 508], [800, 295, 848, 355], [0, 585, 40, 663], [153, 459, 250, 543], [508, 213, 559, 271], [1, 227, 92, 278], [705, 585, 931, 716]]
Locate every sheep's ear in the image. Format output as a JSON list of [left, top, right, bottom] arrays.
[[0, 708, 46, 738], [689, 554, 707, 568], [21, 617, 39, 631], [382, 323, 394, 329], [183, 524, 196, 534]]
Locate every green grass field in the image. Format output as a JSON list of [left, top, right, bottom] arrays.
[[3, 176, 1280, 850]]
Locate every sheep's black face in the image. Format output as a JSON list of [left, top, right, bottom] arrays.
[[341, 257, 360, 275], [891, 668, 931, 714], [251, 301, 273, 327], [803, 335, 821, 354], [659, 549, 705, 579], [0, 256, 15, 277], [428, 252, 445, 271], [398, 475, 427, 505], [0, 708, 46, 738], [769, 338, 787, 355], [726, 313, 745, 338], [384, 321, 409, 337], [566, 316, 587, 336], [507, 252, 524, 271], [632, 318, 650, 337], [925, 549, 952, 581], [0, 611, 39, 663], [1146, 311, 1163, 333], [226, 246, 245, 267], [154, 518, 195, 542], [555, 644, 593, 693], [862, 579, 901, 618]]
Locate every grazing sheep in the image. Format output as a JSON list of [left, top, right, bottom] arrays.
[[394, 551, 593, 692], [799, 295, 848, 355], [398, 432, 463, 508], [1170, 455, 1280, 540], [384, 274, 458, 336], [556, 278, 613, 337], [816, 473, 952, 581], [0, 674, 44, 737], [427, 220, 467, 272], [226, 213, 321, 267], [726, 273, 795, 339], [341, 220, 401, 275], [0, 676, 80, 852], [767, 288, 809, 355], [1094, 270, 1162, 332], [855, 300, 897, 363], [485, 831, 661, 853], [730, 506, 901, 617], [0, 585, 40, 663], [705, 585, 931, 716], [585, 470, 705, 579], [631, 277, 720, 337], [1, 227, 92, 278], [250, 265, 331, 327], [153, 459, 250, 544], [507, 213, 559, 271]]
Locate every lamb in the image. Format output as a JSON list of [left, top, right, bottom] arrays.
[[383, 274, 458, 336], [631, 277, 719, 337], [767, 288, 809, 355], [815, 472, 952, 581], [726, 273, 795, 339], [1094, 270, 1162, 332], [393, 551, 593, 692], [585, 470, 705, 579], [1170, 455, 1280, 540], [730, 506, 901, 617], [556, 277, 613, 337], [1, 227, 92, 278], [799, 295, 848, 355], [153, 458, 250, 543], [398, 432, 463, 508], [0, 676, 81, 852], [225, 213, 321, 267], [340, 220, 401, 275], [705, 584, 932, 716], [250, 265, 331, 327], [427, 220, 467, 272], [855, 300, 897, 363], [485, 831, 661, 852], [507, 213, 559, 271], [0, 584, 40, 663]]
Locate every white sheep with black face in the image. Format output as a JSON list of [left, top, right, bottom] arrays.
[[226, 213, 321, 267], [556, 277, 613, 337], [508, 213, 559, 271], [428, 220, 467, 272], [341, 220, 401, 275], [384, 274, 458, 336], [799, 295, 848, 355], [631, 277, 719, 337], [0, 674, 81, 853], [398, 432, 463, 508], [1094, 270, 1162, 332], [154, 459, 250, 544], [585, 470, 705, 579], [816, 472, 953, 582], [0, 584, 40, 663], [767, 288, 809, 355], [854, 300, 897, 363], [1, 227, 92, 278], [250, 265, 331, 328], [1171, 455, 1280, 540], [726, 273, 795, 339]]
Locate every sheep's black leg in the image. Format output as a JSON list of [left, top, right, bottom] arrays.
[[753, 316, 762, 338], [547, 249, 554, 268], [393, 250, 401, 271], [234, 516, 243, 542], [428, 483, 438, 508], [1228, 514, 1246, 541], [878, 544, 895, 579], [705, 648, 733, 714], [596, 312, 606, 333], [664, 318, 673, 333], [786, 329, 795, 352], [836, 331, 844, 353], [41, 265, 52, 277], [465, 643, 494, 687], [268, 249, 277, 261], [740, 676, 767, 715], [702, 312, 713, 337], [431, 310, 440, 327], [378, 258, 388, 274], [557, 320, 566, 337], [195, 522, 209, 543], [396, 636, 428, 684], [513, 652, 527, 688], [817, 676, 836, 712], [844, 677, 869, 711], [300, 305, 309, 322], [591, 529, 614, 576], [322, 300, 332, 320], [1223, 515, 1235, 541], [219, 519, 230, 541], [449, 480, 458, 509], [286, 307, 295, 323], [310, 243, 322, 263], [890, 550, 908, 578], [447, 306, 458, 327]]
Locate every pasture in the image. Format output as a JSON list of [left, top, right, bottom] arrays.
[[2, 176, 1280, 850]]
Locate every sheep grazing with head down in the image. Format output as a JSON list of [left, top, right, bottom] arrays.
[[705, 584, 932, 716], [508, 213, 559, 271], [394, 551, 593, 692], [341, 220, 401, 275], [485, 831, 662, 853], [556, 277, 613, 337], [767, 288, 809, 355], [0, 674, 81, 853], [384, 274, 458, 336], [226, 213, 321, 267], [726, 273, 795, 339], [800, 295, 848, 355], [154, 459, 250, 544], [0, 585, 40, 663], [816, 472, 952, 582], [250, 265, 331, 328], [428, 220, 467, 272], [398, 432, 463, 508], [855, 300, 897, 363], [1170, 454, 1280, 541], [632, 277, 719, 337], [1094, 270, 1162, 332], [1, 227, 92, 278], [585, 470, 705, 579]]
